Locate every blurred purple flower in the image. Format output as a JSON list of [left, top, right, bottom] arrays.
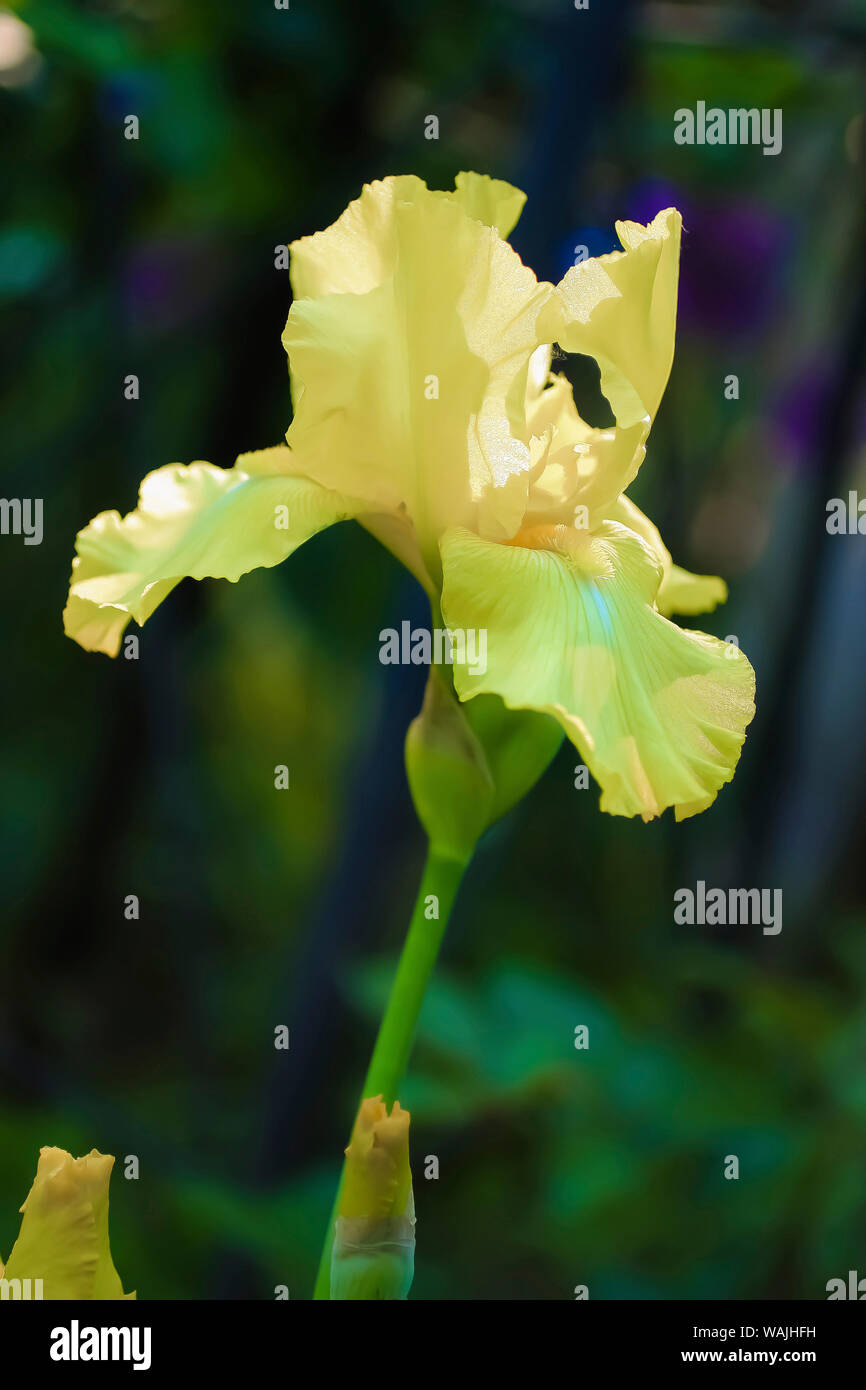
[[123, 237, 226, 335], [627, 178, 789, 337], [771, 360, 834, 474]]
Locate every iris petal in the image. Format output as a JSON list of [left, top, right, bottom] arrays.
[[541, 208, 682, 430], [283, 176, 551, 568], [64, 446, 360, 655], [440, 521, 755, 821], [610, 495, 728, 617]]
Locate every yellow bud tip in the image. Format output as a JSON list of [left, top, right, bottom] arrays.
[[340, 1095, 412, 1222], [3, 1146, 134, 1299], [20, 1147, 115, 1214]]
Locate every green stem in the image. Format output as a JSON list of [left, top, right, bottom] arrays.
[[312, 845, 469, 1299]]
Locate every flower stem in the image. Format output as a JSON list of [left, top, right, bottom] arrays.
[[312, 845, 469, 1299]]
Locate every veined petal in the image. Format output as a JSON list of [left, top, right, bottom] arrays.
[[440, 521, 754, 821], [283, 176, 552, 570], [64, 445, 360, 656], [610, 495, 727, 616], [540, 208, 682, 430], [3, 1148, 134, 1300]]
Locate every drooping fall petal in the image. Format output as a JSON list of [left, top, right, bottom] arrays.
[[440, 521, 755, 821], [63, 446, 361, 655]]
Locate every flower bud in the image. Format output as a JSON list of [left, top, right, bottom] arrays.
[[2, 1147, 134, 1299], [462, 692, 564, 823], [405, 668, 495, 862], [330, 1096, 415, 1300]]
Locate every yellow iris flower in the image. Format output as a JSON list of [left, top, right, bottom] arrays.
[[63, 172, 754, 822], [0, 1148, 134, 1300]]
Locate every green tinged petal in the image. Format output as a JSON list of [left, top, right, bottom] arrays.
[[659, 564, 727, 617], [440, 522, 755, 821], [3, 1148, 134, 1300], [63, 446, 359, 655]]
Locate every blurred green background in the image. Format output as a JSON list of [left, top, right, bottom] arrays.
[[2, 0, 866, 1300]]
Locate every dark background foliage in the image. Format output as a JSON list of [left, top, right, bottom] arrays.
[[1, 0, 865, 1299]]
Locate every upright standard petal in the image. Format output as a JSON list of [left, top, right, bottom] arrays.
[[451, 170, 526, 238], [283, 176, 552, 572], [288, 172, 528, 300], [540, 208, 682, 430], [3, 1148, 134, 1300], [64, 446, 361, 655], [440, 522, 755, 821]]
